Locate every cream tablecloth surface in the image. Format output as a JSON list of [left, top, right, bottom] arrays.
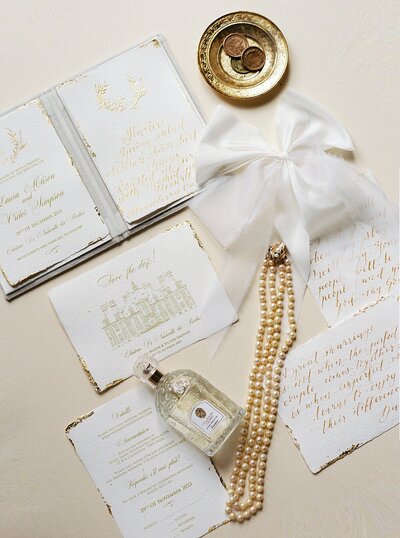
[[0, 1, 398, 537]]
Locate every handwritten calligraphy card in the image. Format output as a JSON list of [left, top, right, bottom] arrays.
[[50, 222, 237, 392], [57, 36, 204, 227], [67, 385, 227, 538], [308, 173, 399, 325], [0, 100, 109, 289], [279, 296, 398, 473]]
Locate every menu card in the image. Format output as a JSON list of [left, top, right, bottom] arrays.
[[66, 385, 228, 538]]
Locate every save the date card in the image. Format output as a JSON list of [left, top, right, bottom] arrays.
[[50, 222, 237, 392]]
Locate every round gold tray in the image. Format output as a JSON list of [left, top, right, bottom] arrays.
[[197, 12, 289, 99]]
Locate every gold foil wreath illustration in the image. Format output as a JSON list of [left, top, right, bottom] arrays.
[[0, 129, 26, 165], [95, 76, 146, 112]]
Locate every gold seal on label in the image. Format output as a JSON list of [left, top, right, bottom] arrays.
[[195, 407, 207, 419]]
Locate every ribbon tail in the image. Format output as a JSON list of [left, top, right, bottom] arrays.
[[190, 159, 278, 249], [277, 89, 354, 153], [204, 248, 268, 359], [192, 170, 280, 360], [274, 164, 310, 320]]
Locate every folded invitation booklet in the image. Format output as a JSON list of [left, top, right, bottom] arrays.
[[66, 385, 228, 538], [50, 222, 237, 392], [0, 100, 109, 288], [0, 35, 204, 299]]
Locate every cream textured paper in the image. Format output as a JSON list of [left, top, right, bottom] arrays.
[[0, 100, 109, 289], [1, 3, 399, 537], [279, 296, 399, 473], [308, 173, 399, 325], [67, 385, 227, 538], [57, 36, 204, 226], [50, 222, 237, 392]]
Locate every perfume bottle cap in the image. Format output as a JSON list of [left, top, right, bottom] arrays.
[[133, 356, 164, 386]]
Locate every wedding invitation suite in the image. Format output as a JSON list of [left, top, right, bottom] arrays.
[[58, 37, 203, 226], [0, 100, 109, 288], [308, 174, 399, 325], [279, 296, 398, 473], [50, 222, 237, 392], [66, 385, 228, 538], [0, 35, 203, 299]]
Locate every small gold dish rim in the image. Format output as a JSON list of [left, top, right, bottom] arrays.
[[197, 11, 289, 100]]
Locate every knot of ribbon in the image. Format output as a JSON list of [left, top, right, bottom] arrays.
[[277, 150, 290, 161], [187, 89, 377, 362]]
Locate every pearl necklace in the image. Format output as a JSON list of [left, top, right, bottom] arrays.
[[225, 242, 296, 523]]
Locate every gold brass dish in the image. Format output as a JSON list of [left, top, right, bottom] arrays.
[[197, 11, 289, 99]]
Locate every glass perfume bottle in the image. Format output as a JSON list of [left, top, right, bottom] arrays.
[[133, 357, 244, 456]]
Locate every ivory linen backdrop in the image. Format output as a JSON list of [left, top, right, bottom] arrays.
[[0, 2, 398, 538]]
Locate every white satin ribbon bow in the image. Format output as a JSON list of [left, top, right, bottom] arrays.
[[190, 89, 368, 344]]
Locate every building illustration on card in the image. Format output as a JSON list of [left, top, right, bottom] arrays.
[[101, 270, 196, 349], [50, 222, 237, 392]]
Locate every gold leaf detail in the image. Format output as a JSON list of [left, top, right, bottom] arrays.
[[0, 128, 27, 165], [127, 76, 146, 109], [95, 76, 146, 113], [65, 411, 95, 435]]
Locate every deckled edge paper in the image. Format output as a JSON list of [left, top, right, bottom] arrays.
[[50, 221, 237, 392], [279, 296, 399, 473], [66, 385, 228, 538], [308, 172, 399, 325], [0, 100, 109, 289]]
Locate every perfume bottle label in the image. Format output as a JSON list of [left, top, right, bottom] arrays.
[[190, 400, 226, 438]]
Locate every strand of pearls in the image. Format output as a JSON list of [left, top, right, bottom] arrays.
[[225, 243, 296, 523]]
